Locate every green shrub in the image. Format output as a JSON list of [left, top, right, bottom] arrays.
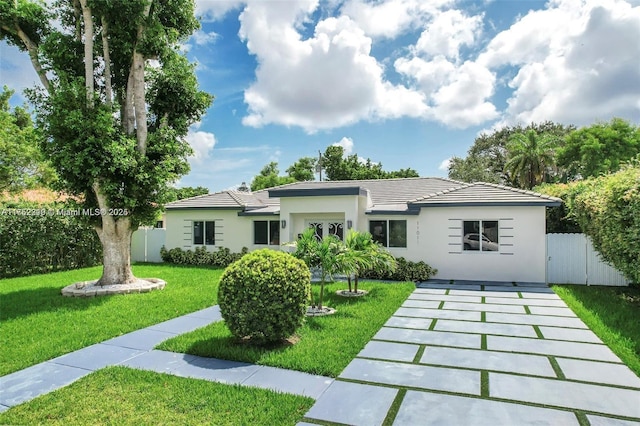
[[362, 257, 437, 282], [218, 249, 311, 344], [160, 246, 248, 267], [0, 202, 102, 278]]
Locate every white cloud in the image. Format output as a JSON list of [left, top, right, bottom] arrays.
[[332, 136, 354, 154], [479, 0, 640, 126], [239, 2, 427, 133], [340, 0, 453, 38], [195, 0, 245, 21], [186, 129, 217, 164], [438, 157, 452, 171], [415, 9, 483, 60], [191, 30, 220, 45]]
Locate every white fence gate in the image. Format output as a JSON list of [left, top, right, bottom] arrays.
[[546, 233, 629, 286], [131, 228, 166, 263]]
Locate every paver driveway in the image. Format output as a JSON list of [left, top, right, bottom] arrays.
[[300, 280, 640, 426]]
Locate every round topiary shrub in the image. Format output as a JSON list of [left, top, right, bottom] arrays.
[[218, 249, 311, 345]]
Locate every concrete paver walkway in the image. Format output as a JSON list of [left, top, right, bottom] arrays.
[[2, 280, 639, 426], [299, 281, 640, 426]]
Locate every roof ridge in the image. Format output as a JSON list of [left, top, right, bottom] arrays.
[[473, 182, 560, 200]]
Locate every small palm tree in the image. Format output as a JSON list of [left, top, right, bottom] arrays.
[[338, 231, 396, 294], [504, 130, 558, 189]]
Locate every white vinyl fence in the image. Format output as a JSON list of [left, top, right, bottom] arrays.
[[546, 233, 629, 286], [131, 228, 166, 263]]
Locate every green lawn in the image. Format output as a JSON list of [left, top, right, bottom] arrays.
[[0, 264, 222, 375], [552, 284, 640, 377], [158, 281, 416, 377], [0, 367, 314, 426]]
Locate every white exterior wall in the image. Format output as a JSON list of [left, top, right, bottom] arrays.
[[164, 209, 255, 253], [416, 206, 547, 283]]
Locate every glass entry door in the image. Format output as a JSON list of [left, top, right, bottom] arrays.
[[306, 220, 345, 241]]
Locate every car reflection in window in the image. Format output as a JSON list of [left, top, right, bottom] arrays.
[[463, 233, 499, 251]]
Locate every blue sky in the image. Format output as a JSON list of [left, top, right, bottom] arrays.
[[2, 0, 639, 192]]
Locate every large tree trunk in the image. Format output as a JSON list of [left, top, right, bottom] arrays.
[[93, 183, 136, 285]]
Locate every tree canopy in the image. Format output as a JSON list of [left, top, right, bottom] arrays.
[[1, 0, 212, 285], [250, 162, 296, 191], [0, 86, 55, 193]]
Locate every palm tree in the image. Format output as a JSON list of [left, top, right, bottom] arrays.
[[504, 130, 559, 189], [338, 231, 396, 294]]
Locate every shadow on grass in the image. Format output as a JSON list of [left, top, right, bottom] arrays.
[[0, 286, 111, 321], [186, 332, 298, 365]]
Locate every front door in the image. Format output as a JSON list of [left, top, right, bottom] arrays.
[[306, 220, 345, 241]]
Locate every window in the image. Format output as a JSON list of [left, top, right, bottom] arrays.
[[463, 220, 498, 252], [254, 220, 280, 245], [369, 220, 407, 248], [306, 221, 344, 241], [154, 220, 164, 229], [193, 221, 215, 245]]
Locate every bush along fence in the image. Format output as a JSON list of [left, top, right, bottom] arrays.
[[159, 246, 248, 268], [0, 205, 102, 278], [362, 257, 437, 282]]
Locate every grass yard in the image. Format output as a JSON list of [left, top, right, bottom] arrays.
[[0, 264, 222, 375], [0, 367, 314, 426], [158, 281, 415, 377], [552, 284, 640, 377]]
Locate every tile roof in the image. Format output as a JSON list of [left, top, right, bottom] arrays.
[[165, 178, 561, 212]]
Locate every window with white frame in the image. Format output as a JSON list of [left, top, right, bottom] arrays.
[[462, 220, 498, 252], [254, 220, 280, 245], [369, 220, 407, 248], [193, 221, 215, 245]]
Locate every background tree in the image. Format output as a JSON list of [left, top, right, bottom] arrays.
[[321, 145, 418, 181], [250, 162, 296, 191], [1, 0, 212, 285], [504, 129, 559, 189], [448, 121, 572, 186], [167, 186, 209, 201], [557, 118, 640, 180], [0, 86, 55, 192], [286, 156, 317, 181]]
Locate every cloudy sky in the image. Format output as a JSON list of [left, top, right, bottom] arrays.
[[2, 0, 639, 192]]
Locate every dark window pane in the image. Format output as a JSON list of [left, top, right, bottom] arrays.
[[309, 222, 323, 241], [482, 221, 499, 251], [193, 221, 203, 245], [463, 220, 479, 251], [370, 221, 387, 246], [269, 220, 280, 245], [205, 221, 215, 245], [155, 221, 163, 229], [254, 221, 268, 245], [389, 220, 407, 248], [328, 222, 344, 241]]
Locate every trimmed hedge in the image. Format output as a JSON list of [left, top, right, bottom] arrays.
[[0, 204, 102, 278], [362, 257, 437, 282], [160, 245, 248, 268], [218, 249, 311, 345]]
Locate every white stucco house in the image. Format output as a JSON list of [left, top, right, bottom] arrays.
[[164, 177, 561, 283]]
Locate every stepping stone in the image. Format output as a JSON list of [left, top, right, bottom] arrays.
[[50, 344, 144, 371], [486, 312, 588, 329], [393, 390, 579, 426], [102, 328, 177, 351], [394, 307, 481, 322], [490, 372, 640, 419], [0, 362, 90, 407], [402, 300, 440, 309], [487, 335, 620, 362], [449, 289, 519, 298], [413, 288, 447, 295], [385, 316, 433, 330], [442, 302, 526, 314], [242, 366, 334, 399], [418, 283, 481, 290], [538, 326, 603, 344], [304, 381, 397, 426], [358, 341, 420, 362], [587, 414, 640, 426], [555, 358, 640, 388], [146, 315, 214, 334], [420, 346, 556, 377], [516, 291, 562, 300], [409, 293, 482, 303], [485, 297, 568, 307], [184, 305, 222, 321], [528, 306, 577, 317], [340, 359, 480, 395], [121, 350, 260, 385], [434, 320, 538, 338], [514, 282, 549, 287], [375, 327, 480, 349]]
